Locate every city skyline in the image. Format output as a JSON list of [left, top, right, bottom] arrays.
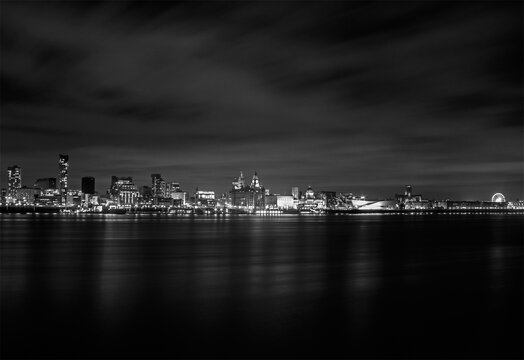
[[1, 2, 522, 201], [2, 153, 521, 202]]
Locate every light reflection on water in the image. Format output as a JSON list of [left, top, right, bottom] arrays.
[[1, 214, 522, 359]]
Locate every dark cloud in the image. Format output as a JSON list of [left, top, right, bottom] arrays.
[[1, 1, 522, 200]]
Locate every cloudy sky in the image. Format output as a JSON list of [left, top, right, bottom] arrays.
[[1, 1, 522, 200]]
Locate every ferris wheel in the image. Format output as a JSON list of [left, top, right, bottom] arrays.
[[491, 193, 506, 203]]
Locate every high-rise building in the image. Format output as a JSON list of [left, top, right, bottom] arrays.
[[7, 165, 22, 199], [292, 186, 299, 200], [58, 154, 69, 194], [34, 178, 57, 190], [81, 177, 95, 194], [151, 173, 166, 198]]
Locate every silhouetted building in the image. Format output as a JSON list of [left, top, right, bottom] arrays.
[[140, 186, 152, 201], [58, 154, 69, 195], [7, 165, 22, 199], [34, 178, 57, 190], [81, 177, 95, 194]]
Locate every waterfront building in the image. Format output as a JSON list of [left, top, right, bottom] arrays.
[[34, 178, 57, 190], [171, 191, 187, 206], [195, 190, 216, 207], [292, 186, 299, 200], [232, 171, 245, 190], [58, 154, 69, 194], [151, 173, 166, 199], [110, 176, 139, 205], [277, 195, 294, 209], [139, 186, 152, 200], [1, 188, 6, 204], [396, 185, 423, 209], [446, 200, 507, 210], [317, 191, 337, 208], [7, 165, 22, 201], [229, 171, 266, 210], [81, 177, 95, 194], [13, 187, 39, 205]]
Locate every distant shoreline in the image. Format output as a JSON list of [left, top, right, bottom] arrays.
[[1, 206, 523, 215]]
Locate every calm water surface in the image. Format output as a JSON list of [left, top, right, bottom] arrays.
[[1, 214, 522, 358]]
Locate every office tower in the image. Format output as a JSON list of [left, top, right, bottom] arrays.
[[110, 176, 139, 205], [81, 177, 95, 194], [7, 165, 22, 198], [34, 178, 57, 190], [58, 154, 69, 194], [405, 185, 413, 198], [291, 186, 299, 200], [151, 173, 166, 198]]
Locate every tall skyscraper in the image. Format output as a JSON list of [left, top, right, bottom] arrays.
[[58, 154, 69, 194], [7, 165, 22, 198], [81, 177, 95, 194], [151, 173, 166, 198]]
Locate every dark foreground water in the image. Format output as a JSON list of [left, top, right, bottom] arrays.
[[1, 214, 522, 359]]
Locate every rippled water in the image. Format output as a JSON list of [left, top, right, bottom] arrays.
[[1, 214, 522, 358]]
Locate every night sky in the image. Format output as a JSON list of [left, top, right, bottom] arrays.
[[1, 1, 522, 200]]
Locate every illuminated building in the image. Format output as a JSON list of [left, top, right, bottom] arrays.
[[110, 176, 139, 205], [167, 182, 186, 206], [34, 178, 57, 190], [229, 171, 266, 210], [195, 190, 216, 206], [13, 187, 39, 205], [396, 185, 423, 209], [446, 200, 507, 210], [277, 195, 294, 209], [81, 177, 95, 194], [151, 173, 166, 199], [167, 182, 181, 196], [1, 188, 6, 204], [317, 191, 337, 208], [58, 154, 69, 194], [232, 171, 245, 190], [304, 186, 315, 200], [7, 165, 22, 201], [354, 200, 397, 210], [291, 186, 299, 200]]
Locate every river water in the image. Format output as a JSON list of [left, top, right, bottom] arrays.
[[1, 214, 522, 358]]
